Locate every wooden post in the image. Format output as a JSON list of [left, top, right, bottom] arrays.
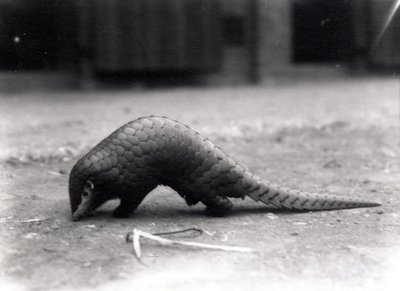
[[247, 0, 260, 84], [77, 0, 95, 88]]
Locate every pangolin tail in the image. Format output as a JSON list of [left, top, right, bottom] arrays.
[[244, 177, 380, 211]]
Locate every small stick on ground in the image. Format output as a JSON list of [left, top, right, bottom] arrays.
[[20, 218, 49, 223], [152, 227, 203, 237], [127, 228, 256, 261]]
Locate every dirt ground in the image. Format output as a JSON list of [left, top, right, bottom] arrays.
[[0, 77, 399, 291]]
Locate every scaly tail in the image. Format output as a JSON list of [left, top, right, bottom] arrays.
[[240, 173, 380, 211]]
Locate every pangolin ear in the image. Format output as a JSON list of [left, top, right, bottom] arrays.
[[83, 180, 94, 194], [87, 180, 94, 190]]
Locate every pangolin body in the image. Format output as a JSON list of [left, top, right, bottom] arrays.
[[69, 116, 380, 220]]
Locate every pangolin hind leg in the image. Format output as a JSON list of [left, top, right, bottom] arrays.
[[201, 195, 233, 217], [171, 183, 232, 216]]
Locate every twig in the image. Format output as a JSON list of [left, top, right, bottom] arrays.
[[128, 228, 256, 261], [152, 227, 203, 237], [20, 218, 49, 223], [125, 227, 203, 243]]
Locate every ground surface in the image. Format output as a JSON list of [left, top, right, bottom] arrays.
[[0, 77, 399, 291]]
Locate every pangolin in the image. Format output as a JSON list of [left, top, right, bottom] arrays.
[[69, 116, 380, 221]]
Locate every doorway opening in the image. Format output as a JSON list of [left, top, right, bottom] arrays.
[[292, 0, 354, 63]]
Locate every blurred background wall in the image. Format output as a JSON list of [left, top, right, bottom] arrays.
[[0, 0, 399, 89]]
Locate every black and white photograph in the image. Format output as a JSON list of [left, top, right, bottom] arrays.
[[0, 0, 399, 290]]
